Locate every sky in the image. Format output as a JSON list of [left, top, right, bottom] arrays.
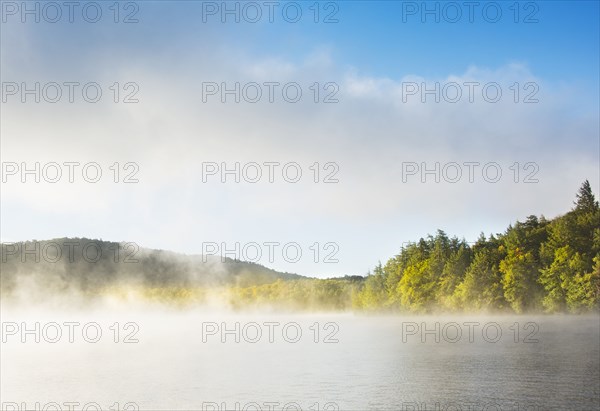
[[1, 0, 599, 278]]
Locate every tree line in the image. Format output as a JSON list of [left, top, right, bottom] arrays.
[[355, 181, 600, 313], [2, 181, 598, 313]]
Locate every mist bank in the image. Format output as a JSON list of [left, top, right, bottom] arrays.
[[0, 237, 363, 312], [0, 237, 305, 291], [1, 181, 598, 314]]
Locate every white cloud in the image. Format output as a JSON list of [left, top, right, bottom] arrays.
[[1, 29, 597, 276]]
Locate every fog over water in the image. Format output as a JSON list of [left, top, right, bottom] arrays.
[[2, 304, 598, 411], [1, 2, 599, 410]]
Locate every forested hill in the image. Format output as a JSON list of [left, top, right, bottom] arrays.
[[0, 238, 305, 294], [2, 181, 599, 313], [356, 181, 600, 313]]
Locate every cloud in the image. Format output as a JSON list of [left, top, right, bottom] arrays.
[[1, 21, 597, 276]]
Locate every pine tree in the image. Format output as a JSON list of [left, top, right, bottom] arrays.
[[574, 180, 599, 213]]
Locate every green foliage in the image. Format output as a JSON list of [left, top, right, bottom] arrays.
[[2, 181, 598, 314], [356, 181, 599, 314], [454, 241, 506, 311], [574, 180, 599, 213], [500, 249, 541, 313], [539, 246, 571, 312], [355, 263, 388, 310], [398, 259, 433, 312]]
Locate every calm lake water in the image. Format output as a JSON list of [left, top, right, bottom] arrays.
[[1, 309, 599, 411]]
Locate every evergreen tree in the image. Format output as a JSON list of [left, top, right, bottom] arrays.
[[574, 180, 599, 213], [353, 181, 598, 313]]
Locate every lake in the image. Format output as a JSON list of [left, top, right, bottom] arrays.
[[1, 309, 599, 411]]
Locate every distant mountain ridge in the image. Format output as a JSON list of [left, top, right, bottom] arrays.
[[0, 237, 307, 294]]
